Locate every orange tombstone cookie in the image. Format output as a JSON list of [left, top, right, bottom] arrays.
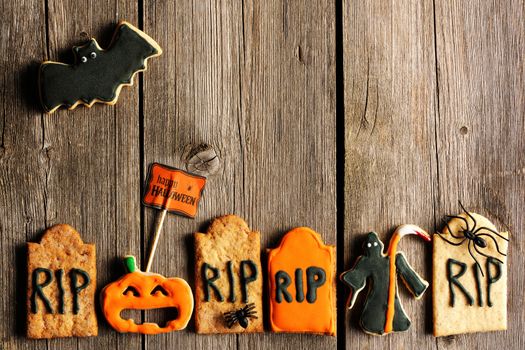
[[101, 256, 193, 334], [267, 227, 336, 335]]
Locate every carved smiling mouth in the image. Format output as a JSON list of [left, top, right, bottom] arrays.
[[120, 307, 180, 327]]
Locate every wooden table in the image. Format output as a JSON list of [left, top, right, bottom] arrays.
[[1, 1, 523, 349]]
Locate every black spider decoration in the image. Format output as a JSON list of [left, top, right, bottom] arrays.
[[437, 201, 508, 276], [223, 303, 257, 329]]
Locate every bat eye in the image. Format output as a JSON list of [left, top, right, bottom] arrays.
[[373, 242, 378, 247], [367, 243, 372, 248], [80, 56, 87, 63], [90, 52, 97, 59]]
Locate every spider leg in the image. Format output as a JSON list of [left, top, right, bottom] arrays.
[[443, 219, 464, 240], [473, 242, 505, 265], [476, 233, 507, 256], [244, 304, 256, 311], [446, 215, 470, 232], [472, 226, 509, 241], [458, 200, 477, 232], [468, 240, 484, 277], [245, 310, 258, 317], [436, 233, 467, 246]]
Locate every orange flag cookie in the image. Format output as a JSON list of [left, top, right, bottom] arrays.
[[267, 227, 336, 336]]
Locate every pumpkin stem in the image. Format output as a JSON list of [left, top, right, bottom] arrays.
[[123, 255, 137, 273]]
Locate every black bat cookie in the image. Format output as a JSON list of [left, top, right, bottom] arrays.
[[39, 21, 162, 113]]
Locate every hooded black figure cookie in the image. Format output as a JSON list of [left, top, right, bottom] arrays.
[[39, 21, 162, 113], [340, 225, 431, 335]]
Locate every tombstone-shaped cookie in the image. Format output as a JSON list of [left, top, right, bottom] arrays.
[[194, 215, 263, 333], [268, 227, 336, 336], [27, 224, 97, 338], [433, 205, 509, 336]]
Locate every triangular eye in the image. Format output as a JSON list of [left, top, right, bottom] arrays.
[[123, 286, 140, 297], [151, 285, 169, 296]]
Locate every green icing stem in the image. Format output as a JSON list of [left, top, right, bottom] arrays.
[[123, 255, 137, 273]]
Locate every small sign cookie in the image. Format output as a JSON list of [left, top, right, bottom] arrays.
[[433, 204, 509, 336], [340, 225, 430, 336], [27, 224, 97, 338], [194, 215, 263, 333], [268, 227, 336, 336]]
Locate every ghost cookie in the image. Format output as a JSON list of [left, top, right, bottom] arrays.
[[194, 215, 263, 333], [268, 227, 336, 336], [433, 203, 509, 336], [39, 20, 162, 113], [340, 225, 430, 336], [27, 224, 97, 338]]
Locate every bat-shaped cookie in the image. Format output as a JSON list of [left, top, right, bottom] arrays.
[[39, 21, 162, 113]]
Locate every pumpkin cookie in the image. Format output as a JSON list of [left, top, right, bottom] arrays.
[[194, 215, 263, 333]]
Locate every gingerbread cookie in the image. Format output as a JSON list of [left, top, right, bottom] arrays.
[[27, 224, 97, 338], [268, 227, 336, 336], [340, 225, 430, 336], [194, 215, 263, 333], [433, 203, 509, 336], [101, 255, 193, 334], [39, 21, 162, 113]]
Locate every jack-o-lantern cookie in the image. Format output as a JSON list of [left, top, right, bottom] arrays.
[[101, 256, 193, 334], [268, 227, 336, 336], [194, 215, 263, 333], [433, 203, 509, 336]]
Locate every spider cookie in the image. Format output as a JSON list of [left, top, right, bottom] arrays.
[[27, 224, 97, 338], [194, 215, 263, 333], [39, 21, 162, 113], [340, 225, 430, 336], [433, 203, 509, 336], [268, 227, 336, 336]]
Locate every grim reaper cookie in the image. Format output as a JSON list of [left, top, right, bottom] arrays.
[[433, 203, 509, 336], [194, 215, 263, 333], [340, 225, 430, 336], [27, 224, 97, 338]]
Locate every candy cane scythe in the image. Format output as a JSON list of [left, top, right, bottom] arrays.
[[384, 224, 431, 334]]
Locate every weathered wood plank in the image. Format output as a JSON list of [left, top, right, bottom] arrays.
[[143, 0, 336, 349], [343, 0, 438, 348], [0, 0, 48, 349], [434, 0, 525, 348], [38, 0, 142, 349]]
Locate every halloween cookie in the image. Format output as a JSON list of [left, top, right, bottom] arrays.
[[194, 215, 263, 333], [101, 256, 193, 334], [39, 20, 162, 113], [268, 227, 336, 336], [27, 224, 97, 338], [340, 225, 430, 336], [433, 203, 509, 336]]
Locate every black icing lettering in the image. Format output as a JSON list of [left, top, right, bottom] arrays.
[[306, 266, 326, 303], [30, 268, 53, 314], [70, 268, 90, 314], [275, 271, 292, 303], [55, 269, 65, 314], [294, 268, 305, 302], [201, 263, 224, 302], [473, 263, 483, 307], [486, 257, 502, 307], [447, 259, 473, 306], [226, 261, 236, 302], [240, 260, 258, 303]]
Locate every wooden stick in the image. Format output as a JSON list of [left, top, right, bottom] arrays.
[[145, 209, 167, 272]]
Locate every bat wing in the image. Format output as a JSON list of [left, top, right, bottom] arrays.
[[39, 21, 162, 113]]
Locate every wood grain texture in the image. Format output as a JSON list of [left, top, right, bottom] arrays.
[[342, 0, 438, 348], [142, 0, 336, 349], [433, 0, 525, 348]]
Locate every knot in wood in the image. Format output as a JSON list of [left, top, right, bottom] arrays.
[[184, 144, 220, 176]]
